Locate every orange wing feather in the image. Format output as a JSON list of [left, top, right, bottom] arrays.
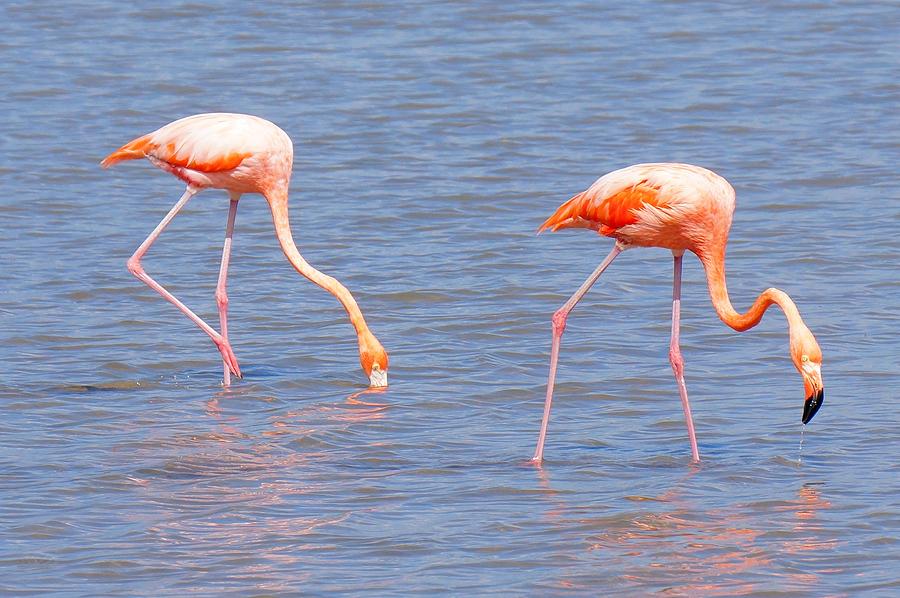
[[101, 132, 250, 172], [99, 134, 154, 168], [161, 147, 251, 172], [539, 179, 669, 235]]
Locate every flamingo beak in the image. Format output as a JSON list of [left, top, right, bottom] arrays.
[[368, 366, 388, 388], [802, 388, 823, 424]]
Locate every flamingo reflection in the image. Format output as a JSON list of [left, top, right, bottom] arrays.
[[533, 468, 835, 595]]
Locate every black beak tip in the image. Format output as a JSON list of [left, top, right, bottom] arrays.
[[802, 388, 824, 424]]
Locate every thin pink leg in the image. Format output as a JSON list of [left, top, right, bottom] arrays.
[[532, 243, 623, 463], [670, 252, 700, 463], [216, 195, 240, 386], [127, 186, 242, 379]]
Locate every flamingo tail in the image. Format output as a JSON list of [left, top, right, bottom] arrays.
[[538, 191, 591, 233], [100, 134, 154, 168]]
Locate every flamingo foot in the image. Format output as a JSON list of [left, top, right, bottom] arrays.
[[214, 338, 242, 379]]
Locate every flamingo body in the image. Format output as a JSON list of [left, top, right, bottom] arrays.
[[102, 113, 293, 194], [102, 113, 388, 387], [533, 163, 824, 463], [539, 163, 736, 251]]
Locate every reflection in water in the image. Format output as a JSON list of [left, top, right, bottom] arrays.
[[131, 388, 393, 588], [601, 483, 834, 595], [264, 387, 390, 438], [535, 465, 836, 595], [203, 387, 390, 437], [783, 484, 836, 555]]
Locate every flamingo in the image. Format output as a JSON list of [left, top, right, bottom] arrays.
[[101, 113, 388, 388], [533, 163, 823, 463]]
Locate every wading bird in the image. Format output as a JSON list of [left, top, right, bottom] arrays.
[[533, 163, 823, 463], [101, 113, 388, 388]]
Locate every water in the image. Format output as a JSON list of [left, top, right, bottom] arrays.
[[2, 1, 899, 594]]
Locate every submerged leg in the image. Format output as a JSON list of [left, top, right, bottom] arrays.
[[216, 195, 240, 386], [127, 186, 241, 379], [669, 252, 700, 463], [532, 243, 624, 463]]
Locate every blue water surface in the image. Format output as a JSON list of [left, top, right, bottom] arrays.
[[1, 1, 898, 595]]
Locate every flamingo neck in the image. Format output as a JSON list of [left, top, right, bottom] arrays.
[[698, 242, 804, 333], [265, 190, 370, 338]]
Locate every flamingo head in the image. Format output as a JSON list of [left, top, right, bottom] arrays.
[[790, 325, 823, 424], [359, 330, 389, 388]]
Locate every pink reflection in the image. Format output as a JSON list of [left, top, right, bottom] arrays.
[[782, 484, 837, 555], [263, 387, 390, 438], [534, 466, 836, 595], [131, 386, 395, 587]]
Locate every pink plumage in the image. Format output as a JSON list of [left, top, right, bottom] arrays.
[[101, 113, 388, 388], [533, 163, 824, 463]]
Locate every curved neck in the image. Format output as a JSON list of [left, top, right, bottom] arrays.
[[698, 243, 804, 333], [265, 190, 370, 337]]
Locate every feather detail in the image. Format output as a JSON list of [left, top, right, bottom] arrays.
[[100, 113, 288, 173], [539, 174, 669, 234], [540, 163, 736, 251], [100, 134, 154, 168]]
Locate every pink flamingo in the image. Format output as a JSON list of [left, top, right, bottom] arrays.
[[533, 163, 823, 463], [101, 113, 388, 388]]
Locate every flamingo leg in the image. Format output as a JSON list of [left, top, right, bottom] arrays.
[[216, 195, 240, 386], [126, 186, 242, 379], [532, 243, 623, 463], [670, 252, 700, 463]]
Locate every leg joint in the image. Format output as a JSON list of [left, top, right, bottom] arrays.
[[215, 289, 229, 309], [669, 345, 684, 375], [126, 255, 142, 277], [551, 307, 568, 334]]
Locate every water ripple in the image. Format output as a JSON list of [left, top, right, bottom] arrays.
[[1, 0, 898, 595]]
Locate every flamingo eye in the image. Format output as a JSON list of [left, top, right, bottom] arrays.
[[801, 355, 809, 362]]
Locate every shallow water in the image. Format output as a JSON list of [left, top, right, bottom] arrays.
[[2, 1, 899, 595]]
